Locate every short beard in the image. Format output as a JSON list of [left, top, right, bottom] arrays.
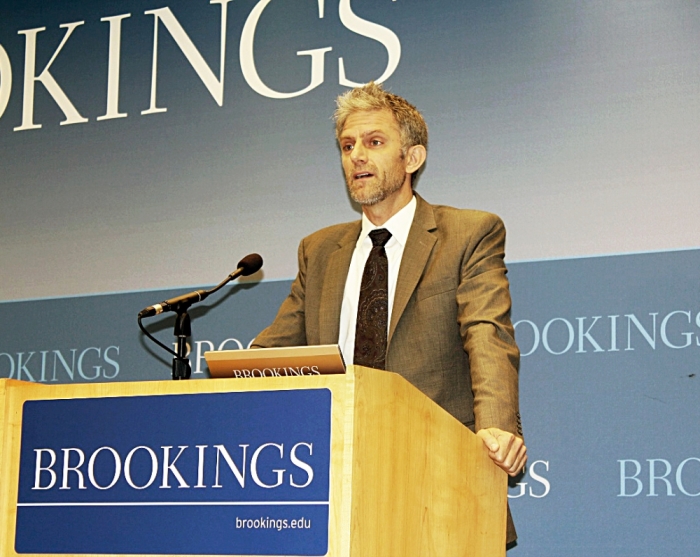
[[346, 153, 407, 206], [348, 174, 404, 206]]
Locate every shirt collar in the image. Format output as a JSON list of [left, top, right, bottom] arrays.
[[358, 195, 417, 249]]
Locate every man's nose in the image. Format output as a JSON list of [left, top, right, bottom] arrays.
[[350, 142, 367, 162]]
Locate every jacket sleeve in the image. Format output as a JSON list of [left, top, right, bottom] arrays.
[[250, 238, 309, 348], [457, 213, 522, 437]]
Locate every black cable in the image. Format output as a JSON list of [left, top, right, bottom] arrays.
[[138, 314, 178, 357]]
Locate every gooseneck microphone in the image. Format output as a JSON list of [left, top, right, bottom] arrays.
[[137, 253, 262, 381], [138, 253, 263, 318]]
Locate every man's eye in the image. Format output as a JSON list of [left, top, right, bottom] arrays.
[[371, 139, 382, 146], [342, 144, 353, 151]]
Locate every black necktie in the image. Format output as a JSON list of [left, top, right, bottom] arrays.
[[354, 228, 392, 370]]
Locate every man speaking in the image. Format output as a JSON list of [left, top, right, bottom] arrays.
[[252, 82, 526, 546]]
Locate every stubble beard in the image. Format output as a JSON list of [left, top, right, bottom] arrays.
[[345, 160, 406, 207]]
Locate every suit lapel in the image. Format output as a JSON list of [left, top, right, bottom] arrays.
[[318, 223, 360, 344], [389, 195, 437, 344]]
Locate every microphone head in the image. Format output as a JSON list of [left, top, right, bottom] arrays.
[[237, 253, 263, 276]]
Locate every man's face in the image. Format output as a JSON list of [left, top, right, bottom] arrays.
[[338, 109, 410, 206]]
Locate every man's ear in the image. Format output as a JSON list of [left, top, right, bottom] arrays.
[[404, 144, 427, 174]]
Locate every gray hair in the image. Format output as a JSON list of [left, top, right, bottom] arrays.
[[334, 82, 428, 154]]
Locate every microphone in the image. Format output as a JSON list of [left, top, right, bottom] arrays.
[[235, 253, 263, 277], [138, 253, 263, 318]]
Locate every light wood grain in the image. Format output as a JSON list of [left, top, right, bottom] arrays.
[[348, 366, 506, 557]]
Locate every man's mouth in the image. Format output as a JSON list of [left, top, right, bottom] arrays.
[[354, 171, 374, 180]]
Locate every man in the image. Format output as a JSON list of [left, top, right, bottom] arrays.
[[253, 82, 526, 545]]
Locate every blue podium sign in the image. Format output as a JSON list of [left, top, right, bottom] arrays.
[[16, 389, 332, 555]]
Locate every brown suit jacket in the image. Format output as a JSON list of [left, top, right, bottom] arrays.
[[254, 194, 521, 433], [253, 194, 522, 543]]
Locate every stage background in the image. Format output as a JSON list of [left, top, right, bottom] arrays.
[[1, 1, 698, 555]]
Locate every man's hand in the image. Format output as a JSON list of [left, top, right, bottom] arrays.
[[476, 428, 527, 477]]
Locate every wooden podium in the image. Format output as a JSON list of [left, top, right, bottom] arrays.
[[0, 366, 506, 557]]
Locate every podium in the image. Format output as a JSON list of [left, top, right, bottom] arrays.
[[0, 366, 506, 556]]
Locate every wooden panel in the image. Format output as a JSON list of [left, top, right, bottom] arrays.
[[0, 380, 11, 553], [0, 369, 506, 557], [349, 366, 506, 557]]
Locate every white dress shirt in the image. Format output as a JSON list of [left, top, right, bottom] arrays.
[[338, 195, 417, 364]]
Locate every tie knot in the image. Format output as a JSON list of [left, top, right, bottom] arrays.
[[369, 228, 392, 247]]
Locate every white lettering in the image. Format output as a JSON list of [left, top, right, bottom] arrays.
[[240, 0, 331, 99], [88, 446, 121, 490], [15, 22, 89, 131], [251, 443, 284, 488], [542, 318, 575, 355], [97, 14, 131, 121], [619, 457, 700, 497], [160, 445, 190, 488], [676, 458, 700, 497], [608, 314, 620, 352], [508, 481, 526, 499], [195, 445, 208, 488], [528, 460, 551, 498], [194, 340, 215, 374], [660, 310, 693, 349], [625, 313, 657, 350], [52, 349, 77, 381], [61, 448, 87, 489], [289, 442, 314, 488], [103, 345, 120, 379], [338, 0, 401, 86], [39, 350, 49, 382], [77, 346, 102, 380], [618, 459, 643, 497], [32, 449, 57, 490], [142, 1, 233, 115], [213, 444, 248, 488], [0, 43, 11, 119], [647, 459, 675, 496], [17, 351, 37, 381], [576, 316, 604, 353], [508, 459, 550, 499], [124, 446, 159, 489]]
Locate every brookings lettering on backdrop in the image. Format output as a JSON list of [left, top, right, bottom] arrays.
[[16, 389, 332, 555], [0, 0, 401, 131], [0, 345, 120, 382], [514, 309, 700, 357]]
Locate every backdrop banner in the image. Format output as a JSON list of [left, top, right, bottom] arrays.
[[1, 0, 698, 300]]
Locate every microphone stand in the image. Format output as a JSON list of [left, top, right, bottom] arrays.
[[172, 305, 192, 380], [137, 307, 192, 381]]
